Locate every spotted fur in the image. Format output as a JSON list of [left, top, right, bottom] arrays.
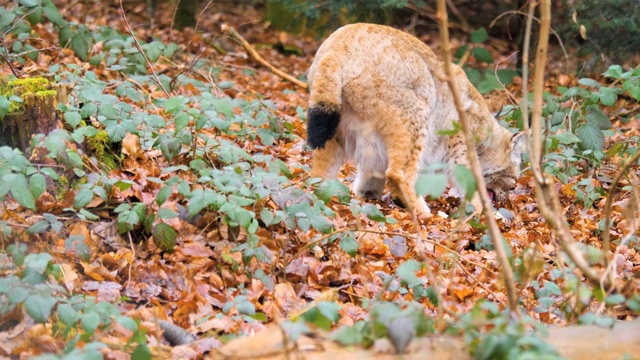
[[307, 23, 526, 215]]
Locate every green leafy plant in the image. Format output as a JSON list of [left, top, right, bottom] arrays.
[[0, 247, 150, 359], [1, 0, 68, 63], [501, 65, 640, 207], [455, 28, 519, 94]]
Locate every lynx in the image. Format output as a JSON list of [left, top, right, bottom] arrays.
[[306, 23, 526, 216]]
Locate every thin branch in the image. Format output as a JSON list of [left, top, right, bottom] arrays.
[[435, 0, 520, 318], [405, 2, 470, 33], [521, 1, 547, 185], [599, 175, 639, 303], [529, 2, 548, 183], [169, 0, 181, 44], [535, 179, 605, 284], [445, 0, 471, 33], [221, 24, 308, 90], [119, 0, 170, 98], [126, 232, 136, 287], [490, 9, 569, 73], [494, 51, 520, 107], [0, 53, 19, 77], [601, 149, 640, 284]]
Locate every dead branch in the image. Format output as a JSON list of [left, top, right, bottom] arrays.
[[445, 0, 471, 33], [0, 53, 19, 77], [435, 0, 520, 317], [221, 24, 308, 90], [405, 3, 470, 33], [118, 0, 171, 98], [490, 10, 570, 73]]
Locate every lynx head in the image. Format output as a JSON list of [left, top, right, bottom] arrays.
[[482, 131, 527, 203]]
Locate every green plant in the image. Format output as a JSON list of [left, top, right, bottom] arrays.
[[1, 0, 68, 64], [264, 0, 428, 34], [458, 302, 562, 360], [0, 246, 151, 359], [555, 0, 640, 68], [455, 28, 519, 94], [501, 65, 640, 207]]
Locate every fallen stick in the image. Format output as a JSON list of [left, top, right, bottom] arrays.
[[221, 24, 308, 90]]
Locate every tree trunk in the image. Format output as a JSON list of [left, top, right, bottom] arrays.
[[174, 0, 197, 29]]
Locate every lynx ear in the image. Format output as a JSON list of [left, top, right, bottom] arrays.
[[510, 131, 527, 162]]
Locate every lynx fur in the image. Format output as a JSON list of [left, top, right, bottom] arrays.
[[306, 23, 526, 215]]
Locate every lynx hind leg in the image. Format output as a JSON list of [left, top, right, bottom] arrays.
[[383, 124, 430, 217], [446, 135, 485, 214], [353, 140, 388, 200], [310, 137, 345, 180]]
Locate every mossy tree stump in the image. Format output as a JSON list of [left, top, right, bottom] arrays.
[[0, 77, 67, 153]]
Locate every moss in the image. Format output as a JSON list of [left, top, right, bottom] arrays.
[[74, 177, 88, 187], [55, 175, 70, 200], [86, 130, 120, 171], [56, 174, 91, 199], [101, 153, 119, 170], [87, 130, 109, 158], [1, 77, 54, 114], [8, 101, 22, 113], [7, 77, 49, 89], [34, 90, 57, 97]]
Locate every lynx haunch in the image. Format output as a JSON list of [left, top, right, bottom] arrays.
[[306, 23, 526, 216]]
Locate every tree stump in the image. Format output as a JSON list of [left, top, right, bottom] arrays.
[[0, 77, 68, 153]]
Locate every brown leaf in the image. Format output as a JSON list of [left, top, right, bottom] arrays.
[[180, 243, 215, 257], [122, 133, 143, 159], [274, 282, 299, 316]]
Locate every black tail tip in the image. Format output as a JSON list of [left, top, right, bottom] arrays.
[[307, 103, 340, 149]]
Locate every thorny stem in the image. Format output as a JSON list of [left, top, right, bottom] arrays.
[[435, 0, 520, 318]]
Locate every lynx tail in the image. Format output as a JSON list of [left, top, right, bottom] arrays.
[[306, 60, 342, 149]]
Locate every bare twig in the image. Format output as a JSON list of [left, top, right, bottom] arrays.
[[529, 2, 548, 183], [221, 24, 308, 89], [445, 0, 471, 33], [126, 232, 136, 287], [521, 1, 545, 185], [601, 149, 640, 284], [405, 2, 470, 33], [490, 10, 569, 73], [169, 0, 181, 44], [119, 0, 170, 98], [599, 176, 639, 304], [494, 51, 520, 106], [435, 0, 520, 318], [0, 53, 19, 77]]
